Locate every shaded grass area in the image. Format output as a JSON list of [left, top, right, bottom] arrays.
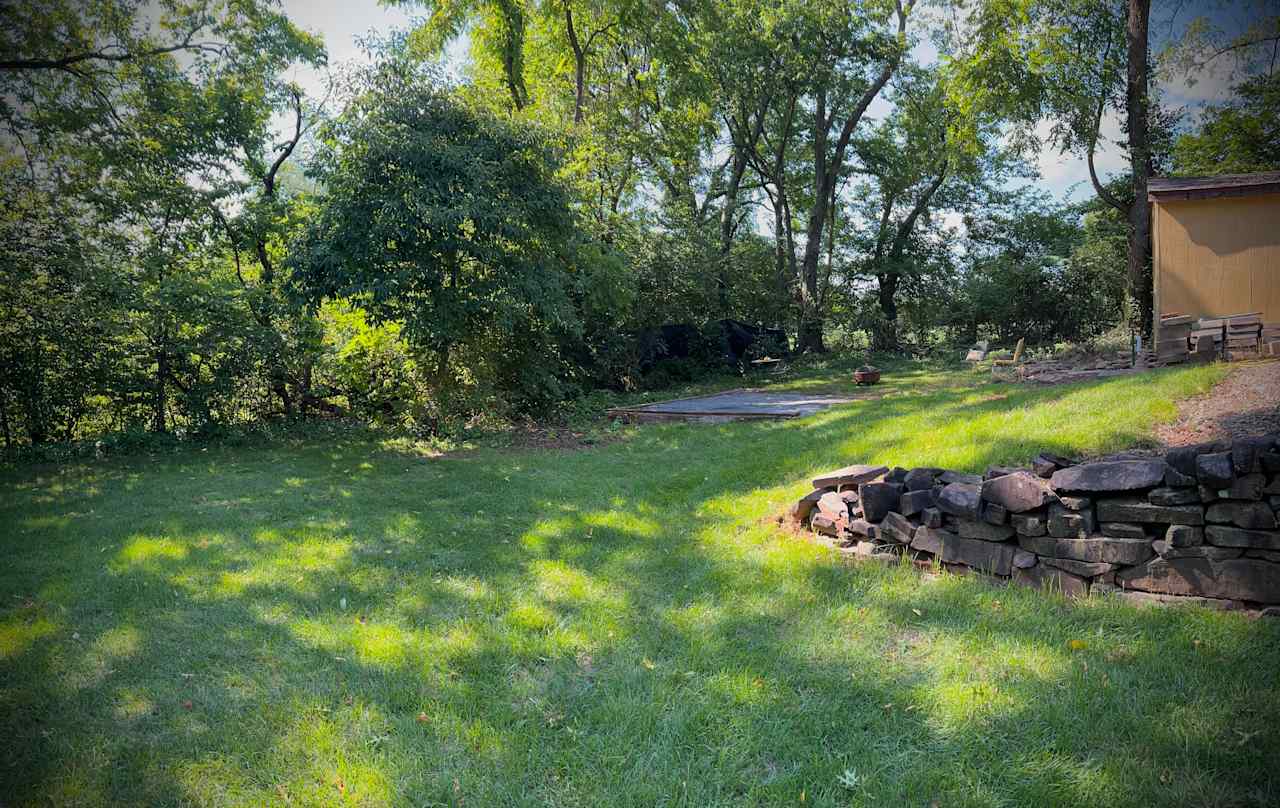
[[3, 362, 1278, 807]]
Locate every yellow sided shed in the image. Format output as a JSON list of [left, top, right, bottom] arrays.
[[1149, 171, 1280, 346]]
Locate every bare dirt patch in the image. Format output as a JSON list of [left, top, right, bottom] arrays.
[[1155, 360, 1280, 447]]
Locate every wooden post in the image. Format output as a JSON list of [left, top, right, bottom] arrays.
[[1151, 200, 1161, 349]]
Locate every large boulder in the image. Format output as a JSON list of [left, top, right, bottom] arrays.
[[981, 471, 1056, 513], [1018, 534, 1154, 566], [1205, 525, 1280, 550], [1221, 473, 1266, 500], [940, 533, 1015, 575], [899, 489, 933, 517], [1100, 522, 1146, 539], [1148, 487, 1201, 506], [910, 526, 949, 555], [791, 489, 827, 523], [1096, 498, 1205, 526], [1011, 513, 1047, 537], [1165, 442, 1226, 479], [1041, 557, 1116, 578], [1206, 502, 1277, 530], [1014, 564, 1089, 597], [955, 518, 1015, 542], [1047, 503, 1095, 538], [813, 464, 889, 490], [1117, 557, 1280, 603], [879, 512, 917, 544], [1233, 436, 1273, 475], [1050, 460, 1167, 493], [904, 467, 944, 491], [934, 482, 982, 520], [1196, 452, 1235, 488], [816, 491, 850, 522], [1165, 524, 1204, 547], [858, 481, 902, 522]]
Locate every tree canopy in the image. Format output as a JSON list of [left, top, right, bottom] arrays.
[[0, 0, 1270, 449]]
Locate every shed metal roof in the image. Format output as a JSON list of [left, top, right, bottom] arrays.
[[1148, 171, 1280, 202]]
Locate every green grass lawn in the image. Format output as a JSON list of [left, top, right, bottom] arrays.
[[4, 361, 1279, 807]]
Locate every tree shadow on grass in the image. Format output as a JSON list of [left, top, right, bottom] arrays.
[[2, 368, 1275, 806]]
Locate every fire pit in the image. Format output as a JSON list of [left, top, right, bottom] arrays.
[[853, 365, 881, 385]]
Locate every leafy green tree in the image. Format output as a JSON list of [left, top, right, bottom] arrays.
[[1173, 72, 1280, 174], [290, 62, 587, 414], [315, 302, 426, 426], [849, 69, 958, 349], [946, 0, 1156, 334], [786, 0, 917, 352], [0, 178, 125, 445], [2, 0, 326, 436], [961, 191, 1125, 344]]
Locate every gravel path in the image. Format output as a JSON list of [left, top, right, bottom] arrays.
[[1155, 360, 1280, 447]]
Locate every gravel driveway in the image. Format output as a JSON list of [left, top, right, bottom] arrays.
[[1155, 360, 1280, 447]]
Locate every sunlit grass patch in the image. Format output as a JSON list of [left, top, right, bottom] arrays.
[[0, 613, 59, 660], [2, 360, 1276, 807]]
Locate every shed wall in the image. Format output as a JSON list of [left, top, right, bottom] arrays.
[[1154, 195, 1280, 325]]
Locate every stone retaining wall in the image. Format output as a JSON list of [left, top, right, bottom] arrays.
[[792, 435, 1280, 611]]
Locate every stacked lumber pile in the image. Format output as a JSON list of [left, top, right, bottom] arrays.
[[1262, 323, 1280, 358], [792, 437, 1280, 610], [1156, 314, 1192, 364], [1190, 317, 1225, 358], [1226, 313, 1262, 360]]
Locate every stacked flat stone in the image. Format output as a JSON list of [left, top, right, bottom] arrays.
[[792, 436, 1280, 609]]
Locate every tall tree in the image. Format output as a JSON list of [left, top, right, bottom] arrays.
[[1125, 0, 1151, 335], [852, 71, 955, 349], [789, 0, 917, 352], [947, 0, 1157, 334]]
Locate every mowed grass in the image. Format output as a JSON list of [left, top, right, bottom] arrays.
[[3, 362, 1279, 807]]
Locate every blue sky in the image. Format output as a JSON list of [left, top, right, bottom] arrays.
[[279, 0, 1254, 203]]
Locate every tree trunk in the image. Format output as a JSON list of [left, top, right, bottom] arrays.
[[719, 101, 770, 316], [794, 0, 911, 352], [773, 197, 790, 312], [0, 393, 10, 449], [797, 89, 830, 353], [275, 381, 295, 417], [871, 158, 947, 353], [716, 145, 750, 315], [153, 348, 168, 433], [1126, 0, 1153, 336], [876, 272, 900, 350], [563, 2, 586, 124]]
